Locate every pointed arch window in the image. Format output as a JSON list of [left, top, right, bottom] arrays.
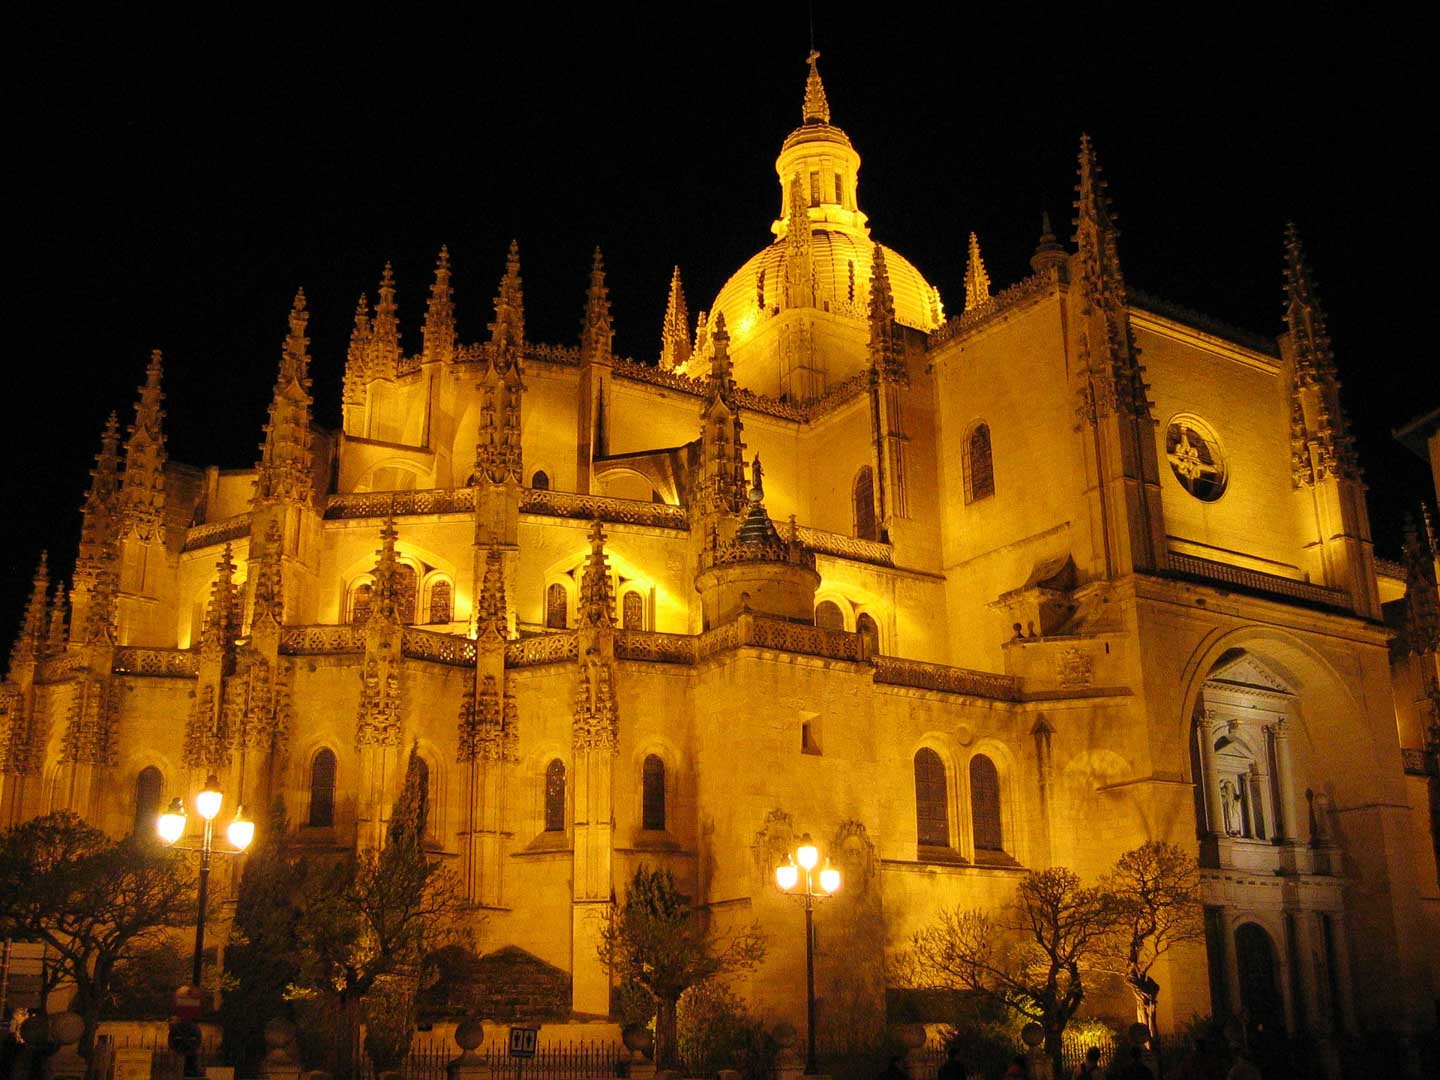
[[309, 748, 337, 827], [914, 748, 950, 849], [642, 754, 666, 832], [546, 584, 568, 629], [853, 466, 878, 541], [395, 564, 418, 624], [970, 754, 1004, 853], [544, 759, 567, 833], [428, 579, 453, 625], [814, 600, 845, 630], [531, 470, 550, 490], [856, 612, 879, 654], [133, 766, 163, 836], [965, 422, 995, 503], [622, 592, 645, 630]]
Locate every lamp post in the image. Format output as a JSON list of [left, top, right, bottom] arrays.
[[157, 773, 255, 986], [775, 833, 841, 1075]]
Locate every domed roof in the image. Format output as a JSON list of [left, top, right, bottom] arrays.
[[709, 229, 944, 341]]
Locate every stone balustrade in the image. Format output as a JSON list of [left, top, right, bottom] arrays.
[[182, 513, 252, 552], [872, 655, 1021, 700], [1165, 552, 1348, 609], [113, 647, 199, 678]]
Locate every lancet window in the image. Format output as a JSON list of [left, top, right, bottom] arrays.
[[814, 600, 845, 630], [545, 584, 568, 629], [853, 466, 878, 540], [965, 422, 995, 503], [622, 591, 645, 630], [133, 766, 163, 836], [544, 759, 566, 832], [970, 754, 1004, 854], [427, 579, 453, 625], [914, 748, 950, 849], [395, 564, 418, 625], [856, 612, 879, 654], [309, 748, 337, 827], [531, 470, 550, 490], [642, 754, 666, 831], [348, 581, 374, 623]]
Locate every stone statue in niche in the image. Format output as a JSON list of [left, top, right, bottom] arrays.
[[1219, 778, 1241, 836]]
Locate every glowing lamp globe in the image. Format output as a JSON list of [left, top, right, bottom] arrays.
[[226, 808, 255, 851], [775, 856, 799, 891], [819, 860, 841, 894], [796, 834, 819, 872], [196, 775, 223, 821], [157, 798, 187, 844]]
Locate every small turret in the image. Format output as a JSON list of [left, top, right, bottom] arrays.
[[1030, 210, 1068, 274]]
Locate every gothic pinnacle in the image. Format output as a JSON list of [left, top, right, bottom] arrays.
[[963, 232, 992, 312], [1030, 209, 1068, 274], [578, 518, 615, 629], [9, 552, 49, 671], [489, 240, 525, 358], [372, 262, 401, 378], [475, 544, 508, 645], [119, 350, 168, 541], [200, 544, 239, 657], [343, 292, 372, 406], [868, 244, 902, 381], [581, 246, 614, 365], [660, 266, 691, 370], [423, 245, 456, 364], [802, 48, 830, 125], [282, 288, 312, 387], [46, 578, 68, 654], [708, 312, 734, 398]]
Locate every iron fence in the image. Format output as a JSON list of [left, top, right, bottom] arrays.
[[388, 1038, 625, 1080]]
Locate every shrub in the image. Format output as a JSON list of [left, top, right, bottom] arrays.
[[676, 981, 777, 1080]]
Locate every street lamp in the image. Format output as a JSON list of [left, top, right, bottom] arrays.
[[156, 774, 254, 986], [775, 832, 841, 1075]]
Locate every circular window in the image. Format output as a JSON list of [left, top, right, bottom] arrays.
[[1165, 415, 1227, 501]]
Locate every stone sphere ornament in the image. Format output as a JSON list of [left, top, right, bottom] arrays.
[[454, 1019, 486, 1053]]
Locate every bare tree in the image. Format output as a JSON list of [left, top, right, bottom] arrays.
[[1100, 841, 1205, 1035], [908, 867, 1117, 1076], [0, 811, 195, 1061], [598, 866, 766, 1069]]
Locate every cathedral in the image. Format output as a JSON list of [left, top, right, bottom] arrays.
[[2, 50, 1437, 1063]]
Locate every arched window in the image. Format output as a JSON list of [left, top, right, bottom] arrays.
[[349, 582, 374, 623], [814, 600, 845, 630], [428, 580, 453, 625], [642, 755, 666, 831], [970, 754, 1003, 853], [532, 470, 550, 490], [544, 759, 566, 832], [545, 584, 568, 629], [622, 592, 645, 630], [414, 756, 431, 837], [133, 766, 163, 836], [309, 748, 337, 827], [856, 612, 879, 654], [395, 564, 418, 624], [853, 466, 878, 541], [965, 423, 995, 503], [914, 748, 949, 848]]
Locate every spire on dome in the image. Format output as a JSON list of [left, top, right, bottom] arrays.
[[802, 49, 830, 124], [868, 244, 903, 382], [660, 266, 692, 370], [255, 290, 315, 506], [343, 293, 372, 406], [1030, 210, 1068, 274], [578, 520, 615, 630], [371, 262, 401, 380], [489, 240, 525, 363], [119, 350, 168, 542], [580, 247, 614, 366], [963, 232, 992, 312], [423, 245, 456, 365]]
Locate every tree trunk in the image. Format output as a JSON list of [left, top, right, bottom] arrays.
[[655, 996, 679, 1070], [1045, 1018, 1065, 1079]]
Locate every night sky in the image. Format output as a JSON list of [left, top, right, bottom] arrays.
[[5, 7, 1433, 648]]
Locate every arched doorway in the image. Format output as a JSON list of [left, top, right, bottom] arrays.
[[1235, 922, 1285, 1037]]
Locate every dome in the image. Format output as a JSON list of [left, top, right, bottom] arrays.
[[709, 229, 944, 342]]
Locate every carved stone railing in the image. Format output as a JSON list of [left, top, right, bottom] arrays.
[[796, 526, 894, 567], [279, 625, 366, 655], [325, 488, 475, 520], [34, 653, 83, 683], [1165, 553, 1348, 609], [1375, 557, 1406, 582], [612, 358, 706, 397], [1401, 747, 1438, 777], [455, 342, 584, 368], [929, 267, 1062, 347], [182, 513, 253, 552], [401, 627, 477, 668], [113, 647, 199, 678], [611, 358, 867, 424], [520, 489, 690, 531], [695, 621, 743, 662], [505, 632, 579, 667], [746, 616, 863, 661], [615, 630, 696, 665], [872, 655, 1021, 700]]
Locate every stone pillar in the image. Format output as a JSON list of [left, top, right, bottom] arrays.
[[1197, 712, 1226, 836], [1272, 718, 1299, 842], [1221, 913, 1242, 1018], [571, 744, 614, 1016]]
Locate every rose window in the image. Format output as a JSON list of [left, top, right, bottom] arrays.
[[1165, 415, 1227, 501]]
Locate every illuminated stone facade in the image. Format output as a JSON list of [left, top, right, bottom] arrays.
[[2, 52, 1437, 1057]]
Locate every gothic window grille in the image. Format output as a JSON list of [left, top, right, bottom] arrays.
[[814, 600, 845, 631], [853, 466, 878, 540], [913, 748, 949, 848], [531, 470, 550, 490], [395, 564, 418, 625], [544, 759, 566, 833], [642, 754, 666, 831], [349, 582, 373, 623], [428, 579, 453, 625], [133, 766, 163, 836], [970, 754, 1003, 852], [622, 591, 645, 630], [965, 423, 995, 503], [856, 612, 879, 654], [309, 748, 337, 827], [545, 583, 568, 629]]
